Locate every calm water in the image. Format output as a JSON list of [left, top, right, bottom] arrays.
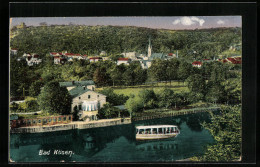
[[10, 112, 215, 162]]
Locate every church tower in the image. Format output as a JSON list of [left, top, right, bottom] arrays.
[[148, 37, 152, 57]]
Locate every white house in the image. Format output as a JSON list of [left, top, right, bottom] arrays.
[[192, 61, 202, 68], [64, 53, 83, 60], [59, 80, 106, 121], [54, 56, 67, 65], [89, 57, 103, 62], [10, 48, 18, 55], [122, 52, 140, 59], [23, 53, 42, 66]]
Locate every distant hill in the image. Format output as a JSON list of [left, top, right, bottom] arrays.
[[10, 25, 242, 60]]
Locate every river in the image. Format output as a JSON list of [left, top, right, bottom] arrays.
[[10, 112, 215, 162]]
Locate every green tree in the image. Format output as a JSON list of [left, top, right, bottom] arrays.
[[166, 58, 180, 85], [138, 89, 157, 110], [125, 95, 143, 118], [191, 105, 241, 161], [177, 61, 193, 84], [186, 74, 207, 95], [38, 81, 72, 115], [97, 103, 120, 119], [93, 67, 110, 87], [25, 98, 39, 112], [157, 88, 175, 109], [148, 59, 167, 84], [29, 80, 44, 97], [99, 88, 129, 106], [222, 77, 241, 104]]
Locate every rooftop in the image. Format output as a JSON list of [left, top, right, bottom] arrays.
[[69, 86, 90, 98], [150, 53, 167, 60]]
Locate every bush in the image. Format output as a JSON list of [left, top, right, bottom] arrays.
[[97, 103, 120, 119], [99, 88, 129, 106]]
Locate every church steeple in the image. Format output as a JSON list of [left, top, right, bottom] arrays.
[[148, 37, 152, 57]]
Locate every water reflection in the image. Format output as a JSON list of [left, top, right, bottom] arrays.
[[10, 112, 215, 162]]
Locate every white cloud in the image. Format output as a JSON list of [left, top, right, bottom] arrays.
[[217, 20, 225, 25], [172, 16, 205, 26], [172, 19, 180, 25]]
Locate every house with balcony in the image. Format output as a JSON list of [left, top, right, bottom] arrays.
[[59, 80, 106, 121]]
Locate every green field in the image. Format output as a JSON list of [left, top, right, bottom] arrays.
[[96, 81, 189, 97]]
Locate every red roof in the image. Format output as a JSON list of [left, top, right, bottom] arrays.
[[192, 61, 202, 65], [51, 52, 62, 55], [168, 53, 173, 56], [33, 55, 39, 58], [227, 57, 235, 61], [118, 58, 129, 61], [54, 56, 60, 59], [11, 48, 18, 50]]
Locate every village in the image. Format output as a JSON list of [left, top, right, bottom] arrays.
[[10, 37, 241, 68], [9, 37, 241, 133]]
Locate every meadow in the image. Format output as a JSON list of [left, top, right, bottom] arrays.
[[96, 81, 189, 97]]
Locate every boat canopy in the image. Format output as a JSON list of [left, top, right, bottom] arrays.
[[136, 125, 178, 129]]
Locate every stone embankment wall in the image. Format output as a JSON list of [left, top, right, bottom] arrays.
[[11, 118, 131, 133]]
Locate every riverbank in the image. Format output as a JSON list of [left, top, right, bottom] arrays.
[[10, 117, 131, 133], [132, 106, 220, 121]]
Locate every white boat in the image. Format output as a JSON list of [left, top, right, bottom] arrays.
[[135, 125, 180, 140]]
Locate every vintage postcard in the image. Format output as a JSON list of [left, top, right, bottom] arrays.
[[9, 16, 242, 163]]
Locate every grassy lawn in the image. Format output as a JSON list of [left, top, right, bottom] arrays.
[[96, 81, 189, 97]]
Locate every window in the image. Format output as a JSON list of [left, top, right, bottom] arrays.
[[79, 97, 81, 99], [88, 95, 91, 99], [49, 118, 52, 122], [97, 95, 99, 98], [33, 120, 36, 124], [53, 118, 56, 122], [63, 117, 67, 121], [68, 116, 71, 120], [58, 117, 61, 121], [38, 119, 41, 123]]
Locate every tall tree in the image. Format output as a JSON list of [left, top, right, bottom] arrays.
[[186, 74, 207, 96], [38, 81, 72, 115]]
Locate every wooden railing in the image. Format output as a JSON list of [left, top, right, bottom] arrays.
[[132, 107, 220, 122], [10, 115, 73, 129]]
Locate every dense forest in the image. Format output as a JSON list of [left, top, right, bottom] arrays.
[[10, 25, 241, 60]]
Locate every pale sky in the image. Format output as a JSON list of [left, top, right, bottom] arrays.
[[11, 16, 241, 30]]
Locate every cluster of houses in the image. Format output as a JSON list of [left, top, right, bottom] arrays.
[[11, 38, 241, 69], [191, 56, 242, 68], [48, 38, 179, 69], [115, 38, 179, 69]]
